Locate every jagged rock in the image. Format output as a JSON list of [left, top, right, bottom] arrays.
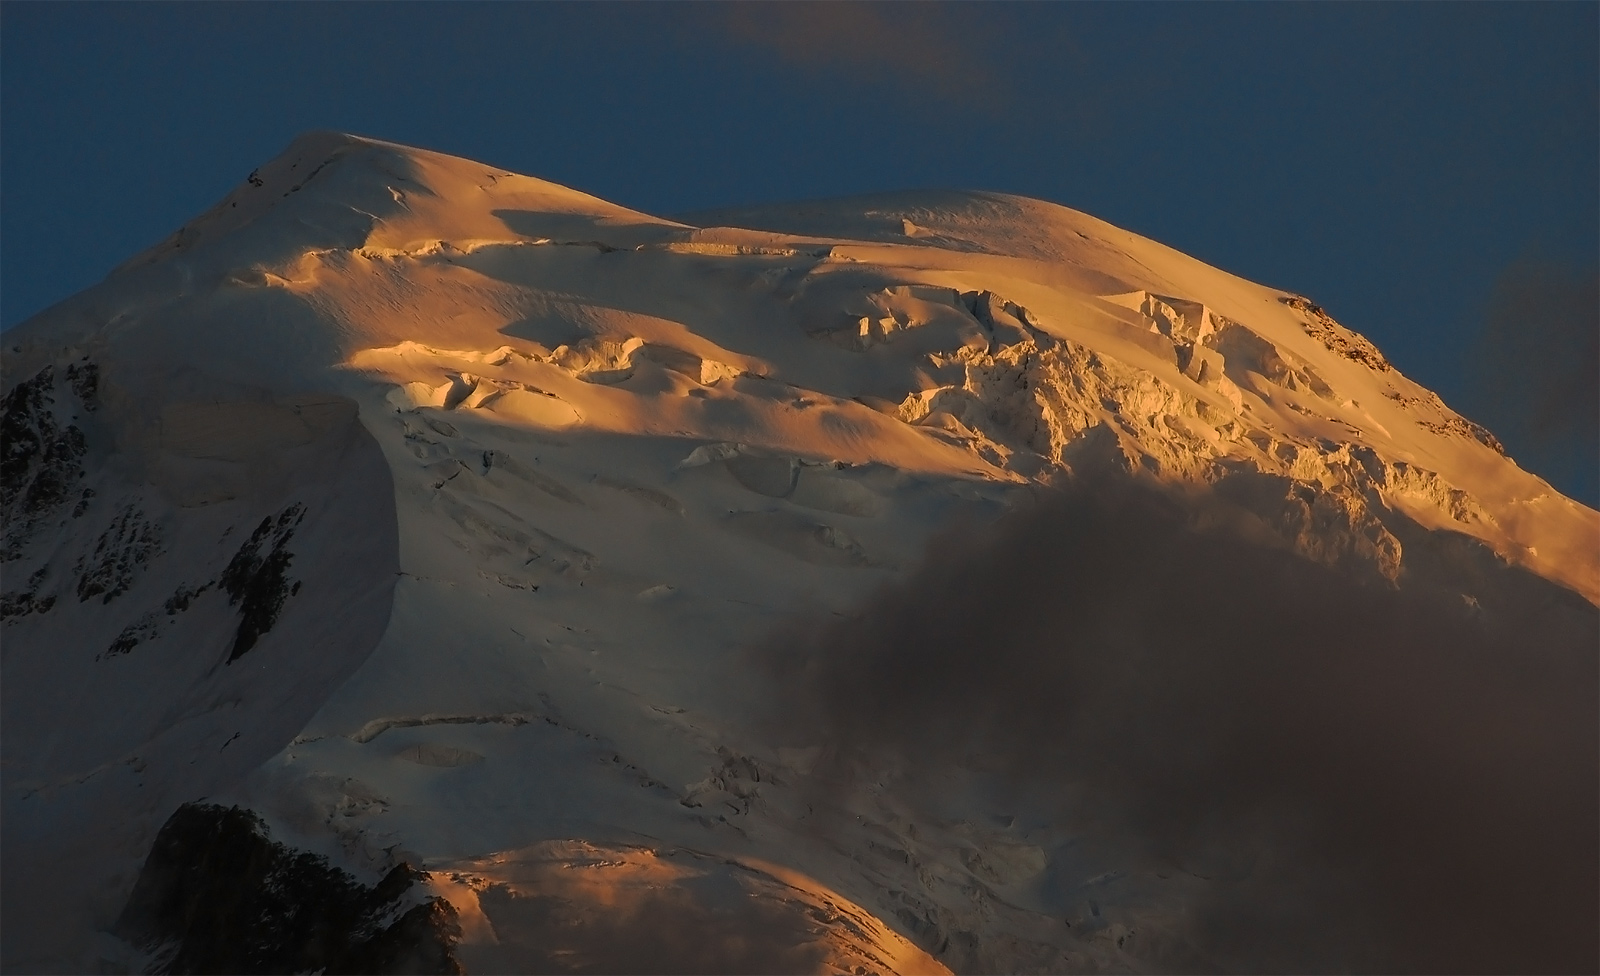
[[115, 802, 462, 975], [76, 504, 163, 604], [220, 504, 305, 660], [1, 365, 90, 561]]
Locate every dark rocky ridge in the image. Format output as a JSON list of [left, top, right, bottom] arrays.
[[1, 363, 91, 562], [219, 504, 306, 660], [116, 802, 462, 975], [75, 503, 163, 604]]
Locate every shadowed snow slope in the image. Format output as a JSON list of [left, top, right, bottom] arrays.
[[3, 132, 1594, 974]]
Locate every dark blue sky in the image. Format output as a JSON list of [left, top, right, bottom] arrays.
[[3, 2, 1595, 500]]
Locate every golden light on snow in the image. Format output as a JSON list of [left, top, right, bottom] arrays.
[[425, 841, 948, 974]]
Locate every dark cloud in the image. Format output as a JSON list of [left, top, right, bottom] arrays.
[[1468, 257, 1599, 504], [704, 1, 1010, 108], [759, 478, 1598, 973]]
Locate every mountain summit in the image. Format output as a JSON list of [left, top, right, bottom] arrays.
[[4, 134, 1595, 974]]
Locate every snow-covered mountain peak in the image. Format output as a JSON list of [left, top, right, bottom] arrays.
[[65, 132, 1600, 608], [4, 136, 1595, 974]]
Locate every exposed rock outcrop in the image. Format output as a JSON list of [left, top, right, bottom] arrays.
[[116, 803, 462, 975]]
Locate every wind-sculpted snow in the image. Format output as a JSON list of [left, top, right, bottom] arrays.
[[2, 132, 1595, 973]]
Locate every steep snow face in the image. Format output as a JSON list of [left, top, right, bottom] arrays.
[[3, 133, 1595, 973]]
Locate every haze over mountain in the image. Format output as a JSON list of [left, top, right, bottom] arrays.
[[3, 133, 1594, 974]]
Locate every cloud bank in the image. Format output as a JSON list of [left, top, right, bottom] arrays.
[[706, 1, 1008, 108], [761, 478, 1598, 973]]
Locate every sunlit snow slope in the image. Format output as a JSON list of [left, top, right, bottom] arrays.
[[3, 132, 1595, 974]]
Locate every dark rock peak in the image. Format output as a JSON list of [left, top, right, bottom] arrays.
[[116, 802, 462, 975], [220, 503, 306, 661]]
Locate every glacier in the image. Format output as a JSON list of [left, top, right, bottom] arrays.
[[2, 132, 1595, 974]]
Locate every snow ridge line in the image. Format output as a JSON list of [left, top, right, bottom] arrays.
[[331, 238, 831, 262], [347, 712, 537, 744]]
